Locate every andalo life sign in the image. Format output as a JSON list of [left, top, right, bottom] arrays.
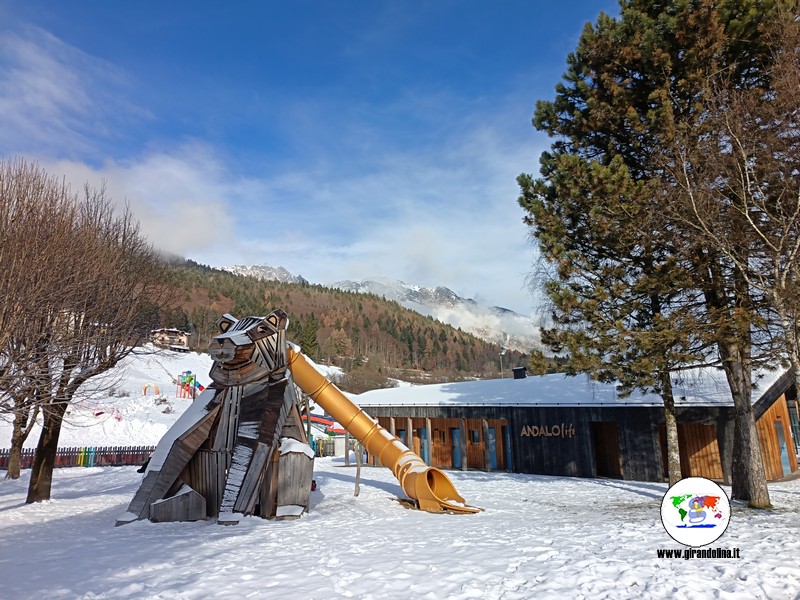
[[520, 423, 576, 439]]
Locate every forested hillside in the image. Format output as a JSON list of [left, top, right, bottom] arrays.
[[157, 259, 528, 380]]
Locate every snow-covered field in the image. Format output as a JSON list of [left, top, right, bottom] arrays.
[[0, 347, 215, 449], [0, 346, 345, 449], [0, 460, 798, 599], [1, 347, 800, 599]]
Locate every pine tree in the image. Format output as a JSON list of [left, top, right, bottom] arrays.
[[520, 0, 790, 504]]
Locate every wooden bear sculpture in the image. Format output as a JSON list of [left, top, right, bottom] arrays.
[[117, 310, 313, 525]]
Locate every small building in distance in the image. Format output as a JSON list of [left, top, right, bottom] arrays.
[[150, 328, 191, 352], [354, 367, 799, 484]]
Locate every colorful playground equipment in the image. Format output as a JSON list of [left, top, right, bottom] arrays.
[[118, 309, 478, 526], [176, 370, 204, 399], [142, 383, 161, 396]]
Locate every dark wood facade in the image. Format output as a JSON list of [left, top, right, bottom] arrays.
[[374, 416, 509, 471], [363, 392, 798, 483]]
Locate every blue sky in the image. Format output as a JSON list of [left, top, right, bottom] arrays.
[[0, 1, 620, 314]]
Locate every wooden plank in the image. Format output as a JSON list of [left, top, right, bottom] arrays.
[[185, 449, 227, 517], [259, 449, 281, 519], [460, 418, 468, 471], [678, 423, 723, 480], [121, 405, 221, 522], [276, 451, 314, 517], [221, 379, 291, 515], [494, 422, 506, 470], [123, 471, 161, 520], [210, 386, 242, 454], [284, 403, 308, 444], [150, 486, 206, 522], [425, 418, 432, 465], [466, 419, 485, 470], [234, 442, 272, 514], [755, 394, 798, 480], [482, 419, 491, 472]]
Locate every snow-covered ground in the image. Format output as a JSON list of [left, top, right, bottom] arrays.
[[0, 460, 798, 599], [0, 345, 344, 448], [1, 347, 800, 598], [0, 347, 214, 449]]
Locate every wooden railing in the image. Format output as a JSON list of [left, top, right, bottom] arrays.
[[0, 446, 156, 470]]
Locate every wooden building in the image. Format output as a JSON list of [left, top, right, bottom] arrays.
[[151, 328, 191, 352], [355, 368, 799, 484]]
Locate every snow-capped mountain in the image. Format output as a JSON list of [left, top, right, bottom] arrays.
[[220, 265, 541, 353], [330, 276, 541, 353], [223, 264, 308, 285]]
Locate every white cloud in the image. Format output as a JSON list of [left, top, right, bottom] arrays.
[[0, 21, 545, 315], [45, 145, 238, 258], [218, 117, 542, 313], [0, 26, 139, 159]]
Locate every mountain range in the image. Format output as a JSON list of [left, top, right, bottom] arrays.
[[225, 264, 308, 285], [223, 265, 542, 353]]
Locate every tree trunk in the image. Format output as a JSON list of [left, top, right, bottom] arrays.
[[701, 252, 770, 507], [5, 404, 39, 480], [5, 445, 22, 480], [787, 354, 800, 410], [772, 292, 800, 400], [660, 374, 682, 487], [26, 402, 67, 503], [721, 345, 771, 508], [6, 415, 27, 480]]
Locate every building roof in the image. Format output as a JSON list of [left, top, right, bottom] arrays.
[[354, 366, 790, 408], [151, 328, 190, 335]]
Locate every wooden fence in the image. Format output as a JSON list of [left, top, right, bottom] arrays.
[[2, 440, 344, 469], [0, 446, 156, 470], [314, 438, 337, 457]]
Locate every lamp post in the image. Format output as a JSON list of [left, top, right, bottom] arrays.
[[499, 347, 507, 378]]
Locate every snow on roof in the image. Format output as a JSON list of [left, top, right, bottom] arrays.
[[280, 437, 315, 458], [354, 366, 789, 408]]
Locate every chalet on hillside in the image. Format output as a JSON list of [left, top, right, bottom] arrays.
[[354, 368, 800, 484], [151, 328, 191, 352]]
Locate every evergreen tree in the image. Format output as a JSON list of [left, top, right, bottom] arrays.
[[298, 314, 320, 360], [520, 0, 789, 504]]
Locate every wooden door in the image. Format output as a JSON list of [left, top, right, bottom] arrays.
[[591, 421, 623, 479]]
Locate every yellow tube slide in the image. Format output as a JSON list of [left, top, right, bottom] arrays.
[[287, 347, 479, 514]]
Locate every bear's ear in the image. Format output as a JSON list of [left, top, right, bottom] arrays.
[[266, 308, 289, 331], [217, 314, 237, 333]]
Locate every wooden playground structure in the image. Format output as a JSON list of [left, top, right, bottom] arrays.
[[118, 309, 477, 526]]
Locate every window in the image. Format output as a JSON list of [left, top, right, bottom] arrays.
[[470, 430, 480, 444]]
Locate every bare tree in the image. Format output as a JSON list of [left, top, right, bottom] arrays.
[[662, 12, 800, 506], [0, 159, 86, 478], [0, 158, 174, 495], [672, 14, 800, 382]]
